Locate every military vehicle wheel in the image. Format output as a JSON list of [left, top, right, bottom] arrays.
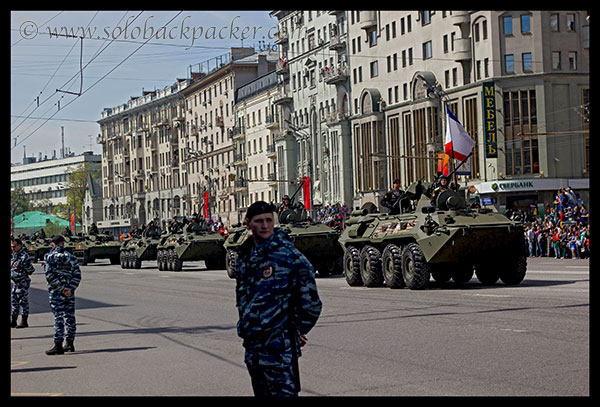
[[382, 244, 405, 288], [166, 249, 176, 271], [451, 264, 474, 284], [344, 246, 362, 286], [157, 249, 165, 270], [80, 252, 88, 266], [474, 262, 499, 285], [171, 250, 182, 271], [226, 249, 239, 279], [360, 245, 383, 287], [499, 256, 527, 285], [401, 243, 430, 290], [120, 251, 127, 269], [133, 252, 142, 269], [430, 265, 451, 284]]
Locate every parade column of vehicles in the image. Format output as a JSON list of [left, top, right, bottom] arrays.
[[17, 181, 527, 291]]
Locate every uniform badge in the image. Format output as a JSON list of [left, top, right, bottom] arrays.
[[263, 265, 273, 279]]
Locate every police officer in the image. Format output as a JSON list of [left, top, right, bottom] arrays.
[[235, 201, 322, 397], [44, 235, 81, 355], [11, 238, 35, 329], [381, 178, 410, 214]]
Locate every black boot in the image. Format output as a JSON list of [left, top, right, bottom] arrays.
[[45, 340, 64, 355], [63, 338, 75, 352], [16, 315, 28, 329], [10, 315, 18, 328]]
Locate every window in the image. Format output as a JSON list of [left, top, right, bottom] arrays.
[[368, 28, 377, 47], [503, 16, 513, 35], [503, 89, 539, 175], [422, 11, 431, 25], [567, 13, 576, 31], [482, 20, 488, 39], [408, 48, 413, 65], [505, 54, 515, 73], [522, 52, 532, 72], [370, 60, 378, 77], [550, 13, 559, 31], [422, 41, 432, 60], [568, 51, 577, 70], [484, 58, 490, 77], [521, 14, 531, 33], [443, 34, 448, 53], [474, 23, 480, 42], [552, 51, 561, 70]]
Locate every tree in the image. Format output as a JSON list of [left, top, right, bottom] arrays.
[[11, 186, 31, 218], [61, 162, 101, 229]]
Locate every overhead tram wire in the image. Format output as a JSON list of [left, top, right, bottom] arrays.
[[12, 10, 184, 151], [10, 11, 145, 143]]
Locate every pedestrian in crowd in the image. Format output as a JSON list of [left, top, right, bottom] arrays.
[[43, 235, 82, 355], [235, 201, 322, 397], [11, 238, 35, 329]]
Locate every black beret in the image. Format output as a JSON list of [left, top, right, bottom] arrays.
[[52, 234, 65, 244], [245, 201, 276, 221]]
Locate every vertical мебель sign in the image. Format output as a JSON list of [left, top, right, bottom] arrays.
[[482, 82, 498, 158]]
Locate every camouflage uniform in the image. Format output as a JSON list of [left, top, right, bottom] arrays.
[[11, 247, 35, 318], [44, 245, 81, 342], [235, 227, 322, 397]]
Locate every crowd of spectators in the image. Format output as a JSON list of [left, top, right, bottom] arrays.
[[507, 187, 590, 259], [315, 204, 348, 231]]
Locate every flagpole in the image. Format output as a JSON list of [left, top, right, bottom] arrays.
[[445, 105, 459, 190]]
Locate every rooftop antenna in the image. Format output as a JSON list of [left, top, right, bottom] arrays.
[[61, 126, 65, 158]]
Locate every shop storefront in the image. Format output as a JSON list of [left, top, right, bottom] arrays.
[[472, 178, 589, 213]]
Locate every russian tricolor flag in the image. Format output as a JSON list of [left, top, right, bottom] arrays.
[[444, 107, 475, 161]]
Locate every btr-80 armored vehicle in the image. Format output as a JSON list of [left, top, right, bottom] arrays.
[[156, 219, 226, 271], [338, 179, 527, 289], [72, 233, 121, 266], [120, 221, 162, 269], [224, 188, 343, 279]]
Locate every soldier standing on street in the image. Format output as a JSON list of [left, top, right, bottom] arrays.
[[11, 238, 35, 329], [43, 235, 82, 355], [235, 201, 322, 397]]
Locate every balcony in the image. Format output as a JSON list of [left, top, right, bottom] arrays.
[[329, 33, 346, 50], [454, 37, 472, 62], [274, 28, 288, 44], [276, 58, 289, 76], [266, 143, 276, 158], [360, 11, 377, 30], [325, 109, 349, 126], [216, 116, 224, 128], [323, 65, 349, 85], [232, 125, 246, 140]]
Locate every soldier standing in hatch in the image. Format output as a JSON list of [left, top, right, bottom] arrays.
[[43, 235, 81, 355], [381, 178, 410, 214], [235, 201, 322, 397], [11, 238, 35, 329]]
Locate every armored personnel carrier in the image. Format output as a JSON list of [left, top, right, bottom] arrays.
[[72, 233, 121, 266], [24, 237, 52, 262], [156, 220, 226, 271], [338, 180, 527, 289], [224, 196, 343, 279], [120, 223, 163, 269]]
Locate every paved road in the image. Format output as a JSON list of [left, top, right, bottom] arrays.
[[11, 257, 589, 396]]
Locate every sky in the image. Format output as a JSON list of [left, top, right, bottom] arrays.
[[10, 10, 278, 165]]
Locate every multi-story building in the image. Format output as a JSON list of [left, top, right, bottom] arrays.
[[181, 48, 277, 226], [97, 78, 190, 234], [271, 10, 354, 213], [347, 10, 589, 212], [232, 70, 280, 224], [11, 151, 101, 214]]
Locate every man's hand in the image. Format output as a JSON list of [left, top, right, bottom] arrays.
[[62, 287, 72, 297], [298, 334, 307, 347]]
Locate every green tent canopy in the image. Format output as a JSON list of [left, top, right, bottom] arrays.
[[12, 211, 80, 235]]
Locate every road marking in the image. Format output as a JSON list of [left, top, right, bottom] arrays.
[[12, 393, 62, 396], [11, 361, 28, 368], [464, 293, 512, 298]]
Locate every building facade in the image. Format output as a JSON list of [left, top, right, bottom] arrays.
[[181, 48, 277, 226], [271, 10, 354, 213], [97, 78, 191, 234], [346, 10, 589, 212], [11, 151, 101, 216]]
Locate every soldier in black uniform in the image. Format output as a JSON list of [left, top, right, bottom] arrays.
[[381, 179, 411, 214], [428, 174, 458, 207]]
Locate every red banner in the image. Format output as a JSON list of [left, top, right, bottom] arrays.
[[302, 176, 311, 210], [71, 213, 75, 232], [203, 192, 209, 218]]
